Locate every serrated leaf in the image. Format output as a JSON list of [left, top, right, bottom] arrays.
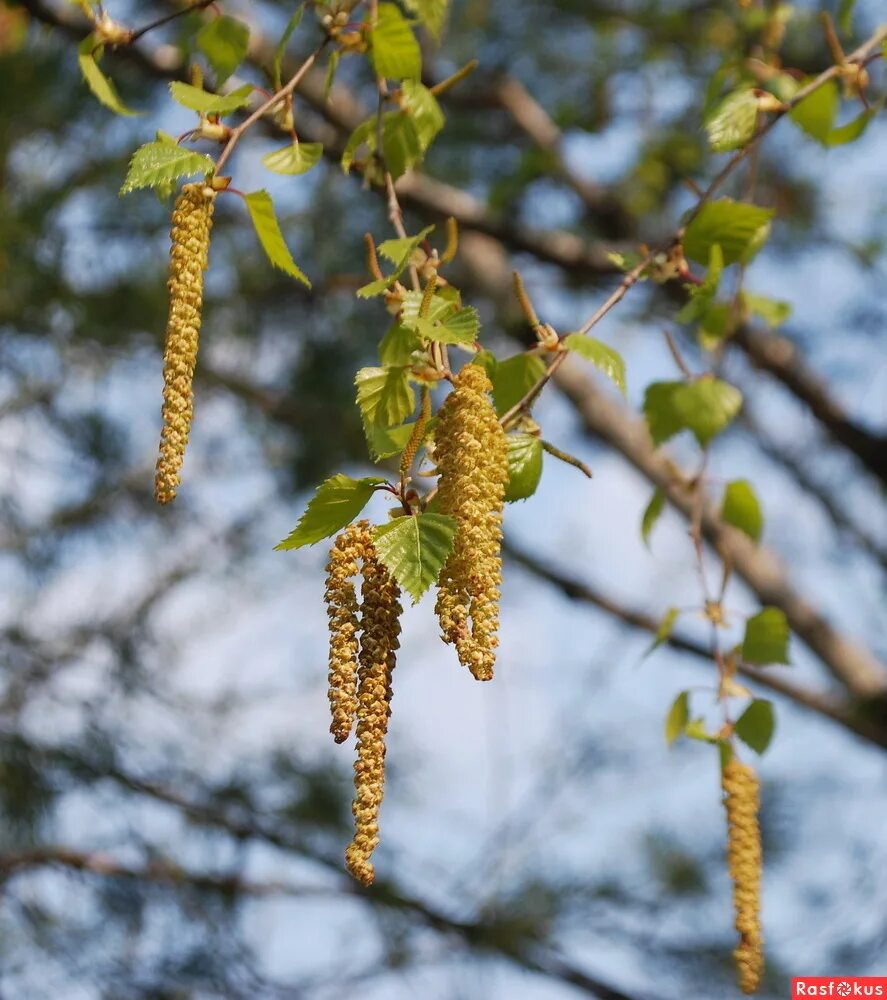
[[649, 606, 680, 656], [826, 107, 877, 146], [358, 226, 435, 298], [491, 354, 547, 415], [641, 486, 666, 548], [197, 15, 250, 84], [741, 291, 791, 328], [274, 474, 383, 549], [244, 190, 311, 286], [735, 699, 776, 754], [415, 306, 480, 346], [683, 199, 774, 266], [721, 479, 763, 543], [372, 513, 456, 602], [677, 244, 723, 324], [644, 378, 743, 448], [120, 141, 215, 195], [78, 37, 138, 116], [504, 433, 543, 502], [665, 690, 689, 745], [399, 80, 445, 148], [742, 608, 790, 666], [380, 108, 424, 178], [379, 324, 423, 365], [261, 142, 323, 176], [789, 81, 839, 144], [371, 2, 422, 80], [403, 0, 448, 39], [562, 333, 626, 395], [356, 367, 416, 428], [272, 4, 305, 89], [169, 81, 254, 115], [365, 421, 417, 461], [706, 89, 758, 152]]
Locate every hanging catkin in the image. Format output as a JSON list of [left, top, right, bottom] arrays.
[[344, 535, 402, 886], [434, 364, 508, 680], [154, 183, 215, 504], [722, 757, 764, 995], [324, 522, 372, 744]]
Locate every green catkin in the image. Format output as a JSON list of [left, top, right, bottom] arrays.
[[324, 522, 372, 744], [434, 364, 508, 681], [344, 536, 402, 886], [154, 183, 215, 505], [723, 757, 764, 995]]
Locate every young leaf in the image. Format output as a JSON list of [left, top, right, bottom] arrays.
[[370, 2, 422, 80], [358, 226, 435, 297], [380, 109, 424, 178], [272, 4, 306, 89], [742, 608, 790, 666], [789, 81, 839, 144], [562, 333, 626, 396], [491, 354, 547, 415], [342, 117, 377, 174], [705, 89, 758, 152], [649, 606, 680, 655], [244, 190, 311, 286], [379, 324, 423, 366], [398, 80, 445, 149], [837, 0, 855, 32], [120, 141, 215, 195], [78, 37, 138, 116], [274, 475, 384, 549], [355, 367, 416, 428], [261, 142, 323, 176], [677, 244, 723, 324], [643, 378, 743, 447], [826, 108, 877, 147], [414, 306, 480, 346], [735, 699, 776, 754], [364, 421, 417, 461], [721, 479, 763, 543], [683, 199, 774, 265], [403, 0, 448, 39], [504, 433, 543, 502], [197, 15, 250, 84], [641, 486, 666, 547], [324, 49, 341, 100], [665, 691, 689, 746], [169, 81, 254, 115], [372, 513, 457, 603], [741, 291, 791, 329]]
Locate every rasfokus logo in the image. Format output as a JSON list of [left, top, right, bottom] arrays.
[[792, 979, 887, 997]]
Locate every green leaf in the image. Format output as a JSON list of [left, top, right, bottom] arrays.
[[677, 244, 723, 324], [365, 421, 417, 461], [372, 513, 457, 602], [399, 80, 445, 148], [371, 2, 422, 80], [705, 89, 758, 152], [197, 15, 250, 84], [504, 433, 543, 502], [274, 475, 384, 549], [641, 486, 666, 547], [789, 81, 839, 144], [272, 4, 305, 89], [683, 199, 774, 266], [644, 378, 743, 447], [735, 699, 776, 755], [826, 108, 877, 147], [355, 367, 416, 428], [324, 50, 341, 100], [379, 324, 423, 366], [358, 226, 435, 297], [742, 608, 790, 666], [665, 690, 689, 746], [649, 606, 680, 656], [403, 0, 448, 39], [380, 109, 424, 178], [490, 354, 547, 415], [741, 291, 791, 328], [684, 719, 717, 743], [169, 81, 254, 115], [721, 480, 763, 543], [78, 37, 138, 116], [414, 306, 480, 346], [261, 142, 323, 176], [562, 333, 627, 395], [120, 141, 215, 195], [837, 0, 855, 33], [243, 190, 311, 286]]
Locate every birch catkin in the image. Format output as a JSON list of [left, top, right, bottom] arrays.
[[434, 364, 508, 680], [722, 757, 764, 995], [344, 536, 402, 886], [154, 183, 215, 504]]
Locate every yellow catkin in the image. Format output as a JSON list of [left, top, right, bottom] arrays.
[[344, 536, 402, 886], [434, 364, 508, 681], [324, 522, 372, 744], [154, 183, 215, 505], [722, 757, 764, 995]]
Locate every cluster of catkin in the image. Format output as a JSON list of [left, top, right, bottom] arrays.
[[722, 757, 764, 994], [434, 364, 509, 681], [325, 520, 402, 886], [154, 183, 215, 505]]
